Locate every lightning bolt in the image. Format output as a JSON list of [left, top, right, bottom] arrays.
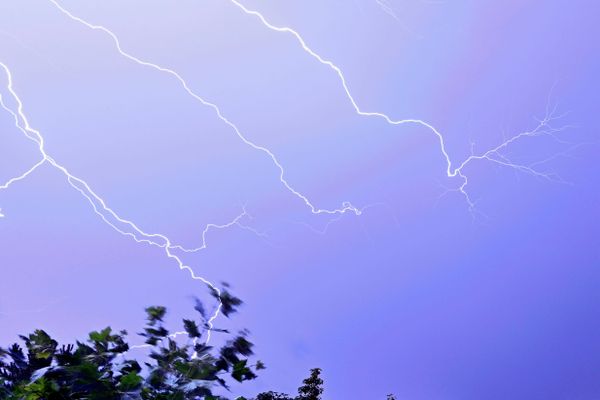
[[46, 0, 569, 213], [0, 61, 255, 343], [0, 159, 46, 194], [47, 0, 360, 218], [171, 205, 273, 253], [226, 0, 570, 214], [1, 0, 571, 345], [290, 202, 393, 236]]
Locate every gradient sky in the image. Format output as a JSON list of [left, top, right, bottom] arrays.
[[0, 1, 599, 399]]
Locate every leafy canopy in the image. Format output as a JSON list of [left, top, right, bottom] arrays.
[[1, 286, 393, 399], [0, 287, 264, 400]]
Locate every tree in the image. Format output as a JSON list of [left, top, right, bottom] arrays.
[[253, 392, 293, 400], [250, 368, 323, 400], [0, 287, 263, 399], [1, 286, 395, 399], [296, 368, 323, 400]]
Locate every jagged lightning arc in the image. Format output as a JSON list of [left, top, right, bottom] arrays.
[[0, 61, 254, 342], [47, 0, 360, 218], [226, 0, 568, 211], [1, 0, 567, 341], [48, 0, 565, 215]]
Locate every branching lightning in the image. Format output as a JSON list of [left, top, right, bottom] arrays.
[[0, 61, 258, 343], [45, 0, 569, 217], [44, 0, 571, 214], [170, 206, 272, 253], [0, 158, 46, 193], [47, 0, 360, 218], [0, 0, 572, 343], [227, 0, 570, 213]]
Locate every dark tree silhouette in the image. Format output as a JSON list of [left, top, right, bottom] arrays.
[[1, 286, 393, 399], [296, 368, 323, 400], [248, 368, 323, 400], [0, 287, 263, 399], [253, 392, 293, 400]]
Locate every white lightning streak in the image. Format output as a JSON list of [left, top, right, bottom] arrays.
[[290, 202, 389, 235], [171, 205, 270, 253], [1, 0, 569, 346], [48, 0, 561, 218], [227, 0, 567, 212], [0, 158, 46, 191], [47, 0, 359, 217], [0, 61, 250, 343]]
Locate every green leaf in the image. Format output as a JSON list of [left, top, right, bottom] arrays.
[[89, 327, 112, 343], [119, 371, 142, 391], [183, 319, 201, 338], [145, 306, 167, 325]]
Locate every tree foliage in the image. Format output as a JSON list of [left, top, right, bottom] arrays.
[[296, 368, 323, 400], [0, 288, 264, 399], [1, 287, 394, 399], [246, 368, 323, 400]]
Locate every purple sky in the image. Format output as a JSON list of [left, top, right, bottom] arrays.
[[1, 1, 599, 399]]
